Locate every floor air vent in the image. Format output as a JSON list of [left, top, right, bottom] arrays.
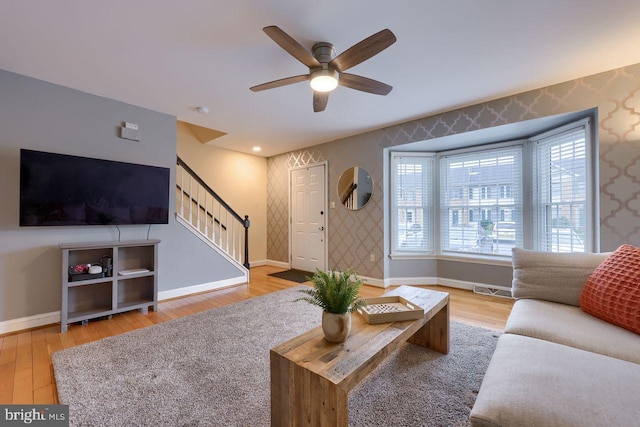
[[473, 285, 513, 299]]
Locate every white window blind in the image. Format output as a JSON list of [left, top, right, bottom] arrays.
[[440, 146, 522, 256], [532, 121, 589, 253], [391, 153, 434, 253]]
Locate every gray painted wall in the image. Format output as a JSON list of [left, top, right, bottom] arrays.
[[267, 63, 640, 286], [436, 261, 512, 288], [387, 259, 512, 288], [0, 69, 242, 323]]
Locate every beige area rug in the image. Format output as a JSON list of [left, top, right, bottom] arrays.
[[52, 286, 500, 426]]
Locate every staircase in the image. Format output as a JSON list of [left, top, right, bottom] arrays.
[[175, 157, 250, 278]]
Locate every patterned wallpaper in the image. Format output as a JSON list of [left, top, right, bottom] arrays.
[[267, 63, 640, 279], [267, 138, 387, 277]]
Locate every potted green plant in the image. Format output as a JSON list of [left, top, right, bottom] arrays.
[[295, 268, 367, 343]]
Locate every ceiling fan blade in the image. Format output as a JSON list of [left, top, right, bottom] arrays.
[[313, 92, 329, 112], [329, 29, 396, 72], [339, 73, 392, 95], [250, 74, 309, 92], [263, 26, 321, 68]]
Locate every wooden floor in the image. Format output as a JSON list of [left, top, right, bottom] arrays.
[[0, 265, 513, 405]]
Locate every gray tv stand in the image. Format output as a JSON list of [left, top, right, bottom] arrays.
[[59, 239, 160, 333]]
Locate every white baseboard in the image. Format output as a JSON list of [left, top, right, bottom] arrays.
[[436, 278, 477, 291], [158, 276, 247, 301], [360, 275, 386, 288], [0, 311, 61, 335], [0, 276, 249, 335], [310, 274, 476, 290], [264, 259, 290, 269], [385, 277, 439, 287], [248, 259, 268, 267], [384, 276, 475, 291], [0, 274, 502, 335]]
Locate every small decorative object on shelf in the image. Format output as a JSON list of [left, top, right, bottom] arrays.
[[68, 263, 105, 282], [118, 268, 150, 276], [295, 268, 367, 343], [101, 255, 113, 277]]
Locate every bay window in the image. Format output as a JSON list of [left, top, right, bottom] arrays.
[[390, 118, 594, 257]]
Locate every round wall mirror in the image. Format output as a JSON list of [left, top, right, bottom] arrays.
[[337, 167, 373, 210]]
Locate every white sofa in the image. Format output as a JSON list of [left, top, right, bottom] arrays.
[[470, 248, 640, 427]]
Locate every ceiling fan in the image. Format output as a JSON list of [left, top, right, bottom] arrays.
[[250, 26, 397, 112]]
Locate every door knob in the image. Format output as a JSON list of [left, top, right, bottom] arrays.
[[319, 226, 324, 231]]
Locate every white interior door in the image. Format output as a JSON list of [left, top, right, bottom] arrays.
[[290, 164, 326, 272]]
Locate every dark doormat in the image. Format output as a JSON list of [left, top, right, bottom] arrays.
[[268, 269, 314, 283]]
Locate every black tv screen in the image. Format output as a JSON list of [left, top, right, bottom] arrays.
[[20, 149, 170, 226]]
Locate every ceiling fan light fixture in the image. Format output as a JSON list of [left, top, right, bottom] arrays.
[[310, 69, 339, 92], [252, 26, 396, 110]]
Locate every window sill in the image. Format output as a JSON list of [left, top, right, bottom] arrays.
[[389, 253, 437, 260], [437, 253, 513, 267], [389, 252, 512, 267]]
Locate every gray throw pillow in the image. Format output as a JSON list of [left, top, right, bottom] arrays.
[[511, 248, 610, 306]]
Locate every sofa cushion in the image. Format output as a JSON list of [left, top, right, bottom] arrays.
[[505, 299, 640, 364], [511, 248, 609, 306], [470, 334, 640, 427], [580, 244, 640, 335]]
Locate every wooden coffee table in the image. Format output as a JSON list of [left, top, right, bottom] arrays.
[[270, 285, 449, 426]]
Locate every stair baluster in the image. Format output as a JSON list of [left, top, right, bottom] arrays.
[[175, 157, 250, 271]]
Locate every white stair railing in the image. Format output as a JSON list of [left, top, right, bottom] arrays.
[[176, 157, 250, 271]]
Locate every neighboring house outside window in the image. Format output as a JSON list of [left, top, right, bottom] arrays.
[[500, 185, 512, 199]]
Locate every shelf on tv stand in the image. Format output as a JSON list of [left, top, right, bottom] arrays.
[[59, 239, 160, 333]]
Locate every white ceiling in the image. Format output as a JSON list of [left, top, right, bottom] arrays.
[[2, 1, 640, 157]]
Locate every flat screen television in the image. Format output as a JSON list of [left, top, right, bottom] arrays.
[[20, 149, 170, 226]]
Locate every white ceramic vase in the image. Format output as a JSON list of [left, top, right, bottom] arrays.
[[322, 311, 351, 343]]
